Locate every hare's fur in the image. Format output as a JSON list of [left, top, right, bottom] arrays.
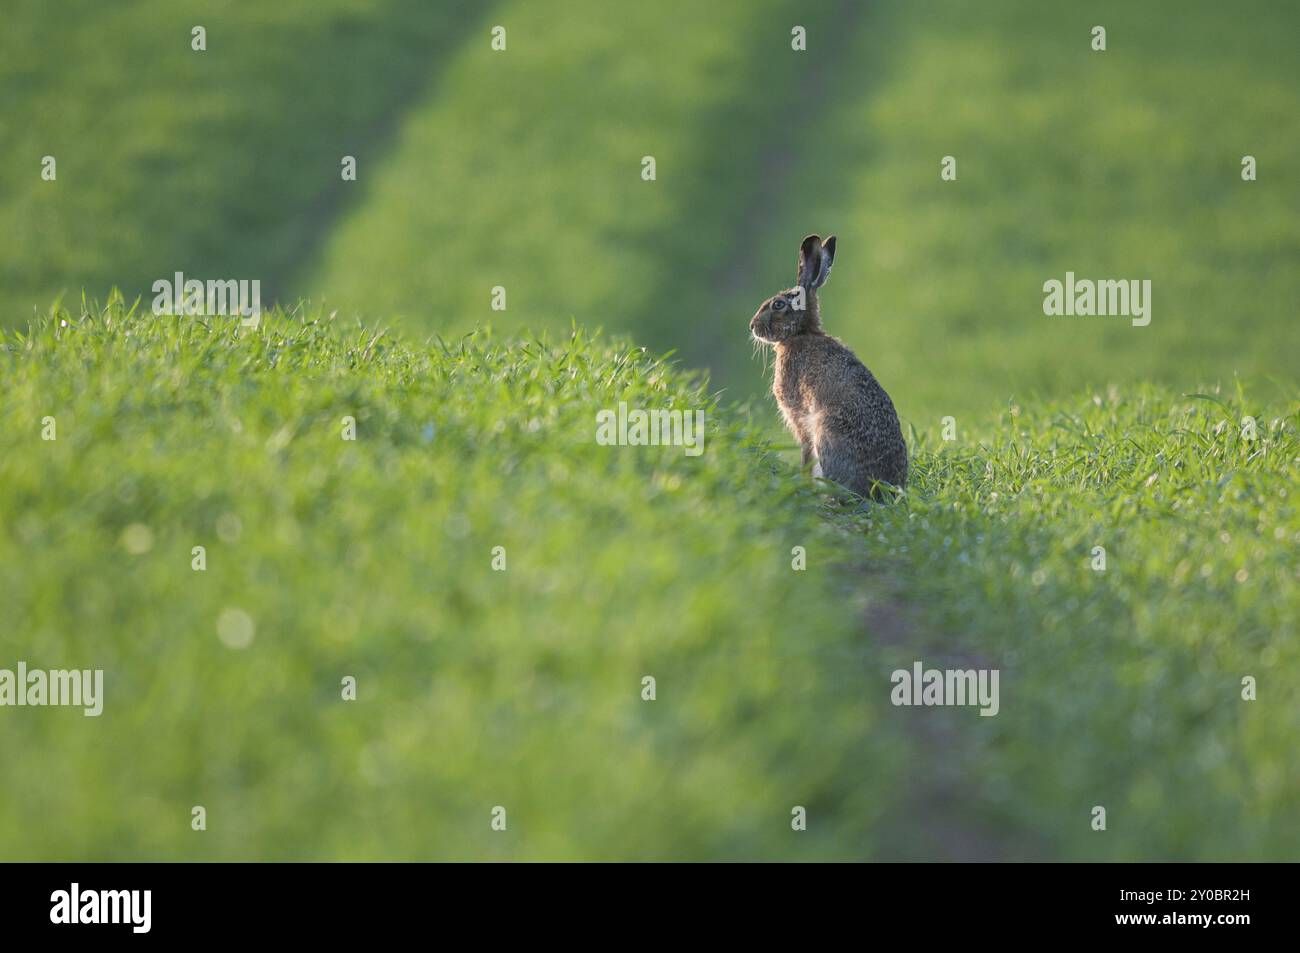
[[750, 234, 907, 497]]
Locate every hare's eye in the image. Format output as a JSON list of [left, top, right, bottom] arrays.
[[772, 298, 787, 311]]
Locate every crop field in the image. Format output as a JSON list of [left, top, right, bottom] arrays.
[[1, 1, 1295, 860]]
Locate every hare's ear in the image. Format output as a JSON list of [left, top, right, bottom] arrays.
[[815, 235, 837, 289], [797, 234, 823, 288]]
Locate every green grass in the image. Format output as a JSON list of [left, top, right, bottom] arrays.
[[851, 384, 1300, 860], [0, 300, 900, 861], [2, 1, 1296, 861], [2, 302, 1295, 860]]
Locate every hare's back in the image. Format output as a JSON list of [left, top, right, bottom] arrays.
[[804, 336, 889, 405]]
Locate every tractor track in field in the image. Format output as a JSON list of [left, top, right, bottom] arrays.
[[691, 0, 871, 381], [852, 571, 1048, 861], [676, 0, 1034, 859], [269, 2, 502, 309]]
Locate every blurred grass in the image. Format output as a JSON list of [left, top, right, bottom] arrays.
[[6, 1, 1295, 419], [0, 0, 489, 323], [709, 0, 1300, 423], [302, 0, 845, 354]]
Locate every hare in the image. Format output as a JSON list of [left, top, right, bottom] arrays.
[[749, 234, 907, 497]]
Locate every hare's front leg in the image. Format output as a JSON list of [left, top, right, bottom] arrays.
[[801, 440, 826, 478], [797, 415, 821, 476], [796, 430, 821, 476], [780, 404, 815, 473]]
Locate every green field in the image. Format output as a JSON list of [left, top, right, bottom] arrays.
[[1, 1, 1296, 860], [5, 303, 1294, 860], [0, 303, 900, 860]]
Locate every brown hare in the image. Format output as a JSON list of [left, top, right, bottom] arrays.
[[749, 234, 907, 498]]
